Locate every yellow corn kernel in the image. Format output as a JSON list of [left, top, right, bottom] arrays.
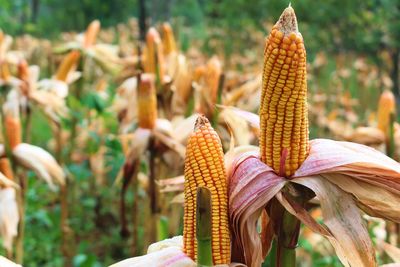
[[183, 115, 230, 265], [137, 74, 157, 129], [377, 90, 396, 138], [161, 22, 177, 55], [55, 51, 81, 82], [5, 116, 21, 150], [83, 20, 100, 48], [144, 27, 165, 82], [259, 6, 309, 177], [0, 157, 14, 181]]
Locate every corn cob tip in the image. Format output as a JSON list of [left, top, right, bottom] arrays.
[[276, 5, 299, 35], [84, 20, 101, 48], [194, 115, 210, 131], [139, 73, 156, 90], [161, 22, 172, 33], [147, 27, 161, 43]]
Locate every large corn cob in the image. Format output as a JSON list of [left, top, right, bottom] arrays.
[[377, 90, 396, 138], [259, 6, 309, 177], [137, 74, 157, 129], [183, 115, 230, 264], [161, 22, 177, 55], [55, 51, 81, 82]]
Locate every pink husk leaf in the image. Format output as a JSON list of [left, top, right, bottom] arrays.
[[229, 155, 286, 267], [294, 139, 400, 193]]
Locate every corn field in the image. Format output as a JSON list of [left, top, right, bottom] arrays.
[[0, 1, 400, 267]]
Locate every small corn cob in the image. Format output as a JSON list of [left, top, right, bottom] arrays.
[[17, 60, 29, 82], [377, 90, 396, 138], [193, 66, 206, 83], [205, 57, 222, 107], [137, 74, 157, 129], [161, 22, 177, 55], [183, 115, 230, 264], [0, 157, 14, 181], [259, 6, 309, 177], [55, 51, 81, 82], [5, 116, 21, 150], [3, 94, 21, 150], [144, 28, 165, 82], [83, 20, 100, 48], [194, 57, 222, 118], [18, 60, 30, 96]]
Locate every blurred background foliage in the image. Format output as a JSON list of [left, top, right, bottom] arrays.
[[2, 0, 399, 93]]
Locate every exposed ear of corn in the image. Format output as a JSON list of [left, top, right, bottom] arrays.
[[3, 92, 21, 150], [137, 74, 158, 129], [0, 158, 14, 182], [18, 60, 30, 95], [17, 60, 29, 82], [4, 116, 21, 150], [194, 57, 222, 118], [377, 90, 396, 138], [205, 57, 222, 108], [170, 54, 192, 114], [183, 115, 230, 264], [55, 51, 81, 82], [259, 6, 309, 177], [161, 22, 177, 55], [13, 143, 65, 190], [83, 20, 101, 48], [144, 28, 165, 82]]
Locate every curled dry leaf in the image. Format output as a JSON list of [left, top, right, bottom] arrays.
[[170, 114, 200, 145], [158, 175, 184, 193], [345, 126, 385, 146], [109, 236, 196, 267], [293, 177, 376, 267], [218, 108, 252, 146], [378, 241, 400, 263], [0, 187, 19, 252], [0, 256, 22, 267], [217, 105, 260, 137], [0, 172, 19, 189], [12, 143, 65, 190]]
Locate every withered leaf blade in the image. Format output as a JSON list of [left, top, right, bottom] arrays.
[[293, 177, 377, 267]]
